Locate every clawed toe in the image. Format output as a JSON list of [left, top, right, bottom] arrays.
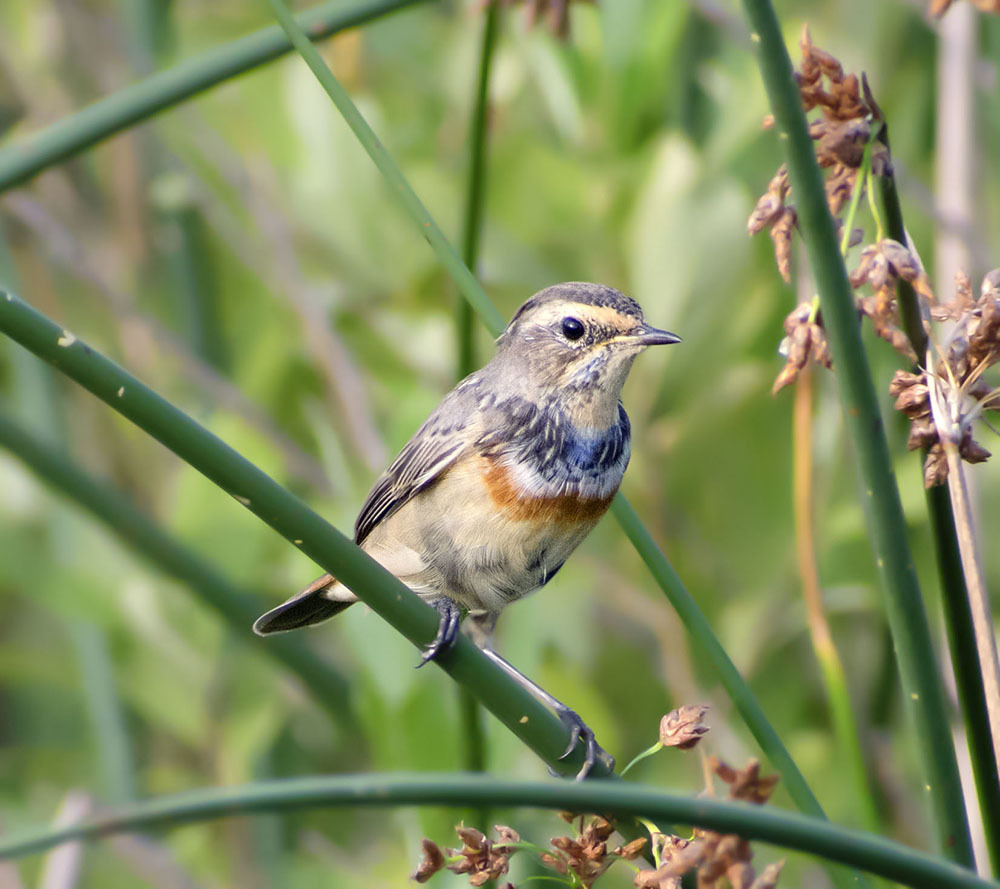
[[555, 706, 615, 779], [416, 599, 462, 667]]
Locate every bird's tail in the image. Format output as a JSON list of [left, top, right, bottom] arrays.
[[252, 573, 357, 635]]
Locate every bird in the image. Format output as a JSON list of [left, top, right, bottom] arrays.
[[253, 282, 681, 776]]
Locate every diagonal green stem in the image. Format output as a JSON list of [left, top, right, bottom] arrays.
[[740, 0, 973, 864], [262, 9, 858, 885], [0, 290, 609, 781], [0, 409, 356, 729], [1, 774, 997, 889], [265, 0, 506, 337], [0, 0, 426, 193], [876, 140, 1000, 876], [609, 500, 836, 824]]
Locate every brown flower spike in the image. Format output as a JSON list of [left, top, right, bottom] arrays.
[[750, 30, 930, 394], [445, 825, 515, 886], [889, 269, 1000, 486], [549, 815, 617, 887], [412, 838, 446, 883], [634, 759, 783, 889]]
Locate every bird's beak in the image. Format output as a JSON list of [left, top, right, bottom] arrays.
[[627, 324, 683, 347]]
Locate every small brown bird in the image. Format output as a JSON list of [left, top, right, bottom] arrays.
[[254, 282, 680, 775]]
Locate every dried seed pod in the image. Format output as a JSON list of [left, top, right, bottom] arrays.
[[960, 433, 991, 464], [412, 839, 446, 883], [659, 704, 710, 749], [769, 207, 797, 283], [906, 417, 938, 451], [893, 380, 930, 418], [615, 838, 649, 860], [924, 443, 948, 487]]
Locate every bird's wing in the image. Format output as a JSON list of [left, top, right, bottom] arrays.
[[354, 380, 480, 545]]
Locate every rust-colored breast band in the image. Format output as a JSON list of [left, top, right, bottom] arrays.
[[480, 458, 614, 523]]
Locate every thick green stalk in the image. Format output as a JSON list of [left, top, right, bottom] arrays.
[[0, 409, 356, 729], [877, 153, 1000, 874], [1, 774, 997, 889], [263, 9, 856, 879], [740, 0, 973, 864], [0, 0, 426, 193], [0, 291, 608, 780]]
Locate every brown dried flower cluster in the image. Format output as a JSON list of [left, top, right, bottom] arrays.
[[413, 716, 778, 889], [544, 814, 622, 886], [850, 238, 932, 361], [486, 0, 594, 38], [415, 814, 652, 888], [748, 28, 888, 285], [773, 301, 832, 394], [413, 824, 520, 886], [635, 758, 783, 889], [748, 31, 937, 394], [889, 269, 1000, 486]]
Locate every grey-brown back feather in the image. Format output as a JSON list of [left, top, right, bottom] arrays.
[[354, 381, 480, 544]]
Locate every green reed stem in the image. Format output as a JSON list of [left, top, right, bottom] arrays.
[[456, 0, 501, 378], [740, 0, 973, 864], [455, 1, 502, 821], [1, 774, 997, 889], [876, 138, 1000, 874], [266, 0, 506, 337], [0, 291, 611, 781], [0, 409, 357, 728], [815, 140, 883, 835], [263, 10, 861, 886], [609, 502, 843, 827], [0, 0, 425, 193]]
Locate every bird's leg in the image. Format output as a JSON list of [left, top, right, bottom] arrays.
[[417, 598, 463, 667], [481, 647, 614, 780]]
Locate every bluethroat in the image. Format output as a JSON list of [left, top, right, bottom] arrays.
[[254, 282, 681, 776]]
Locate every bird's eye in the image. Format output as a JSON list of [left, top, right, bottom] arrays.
[[561, 317, 585, 340]]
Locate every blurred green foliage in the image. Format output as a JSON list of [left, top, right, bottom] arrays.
[[0, 0, 998, 886]]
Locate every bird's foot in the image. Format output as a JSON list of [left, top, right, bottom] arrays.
[[416, 599, 462, 667], [555, 705, 615, 780]]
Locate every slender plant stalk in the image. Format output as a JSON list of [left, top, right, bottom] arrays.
[[73, 623, 138, 804], [457, 0, 501, 378], [0, 409, 357, 729], [0, 291, 611, 780], [740, 0, 973, 864], [876, 154, 1000, 873], [455, 1, 502, 813], [937, 443, 1000, 773], [793, 367, 881, 833], [1, 774, 998, 889], [265, 0, 506, 337], [0, 0, 427, 193], [262, 12, 862, 887]]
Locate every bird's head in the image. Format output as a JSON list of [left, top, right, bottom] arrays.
[[495, 283, 680, 419]]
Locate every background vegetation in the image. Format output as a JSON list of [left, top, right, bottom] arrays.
[[0, 0, 998, 886]]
